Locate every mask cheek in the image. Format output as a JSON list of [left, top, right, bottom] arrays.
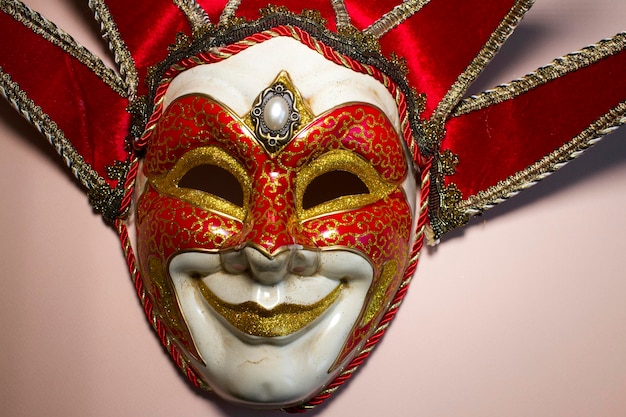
[[299, 191, 413, 364], [136, 185, 244, 261], [134, 186, 246, 363], [300, 191, 413, 270]]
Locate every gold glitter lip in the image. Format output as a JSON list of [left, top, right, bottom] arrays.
[[194, 280, 343, 337]]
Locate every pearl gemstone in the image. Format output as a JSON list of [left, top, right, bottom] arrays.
[[264, 96, 290, 131]]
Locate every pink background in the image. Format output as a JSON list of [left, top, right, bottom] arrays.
[[1, 1, 625, 416]]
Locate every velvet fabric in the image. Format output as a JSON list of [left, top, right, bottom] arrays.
[[0, 9, 129, 188], [349, 0, 520, 118], [443, 48, 626, 198], [0, 0, 623, 224], [103, 0, 192, 97]]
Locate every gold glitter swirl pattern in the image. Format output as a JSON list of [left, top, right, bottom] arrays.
[[136, 185, 243, 260], [282, 106, 407, 183], [143, 95, 410, 254], [302, 192, 412, 270], [145, 95, 260, 176]]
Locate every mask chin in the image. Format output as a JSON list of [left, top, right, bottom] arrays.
[[167, 247, 374, 406]]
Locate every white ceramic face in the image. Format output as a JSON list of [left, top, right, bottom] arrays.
[[169, 249, 373, 405], [135, 37, 418, 407]]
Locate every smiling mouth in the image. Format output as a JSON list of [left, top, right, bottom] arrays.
[[194, 280, 343, 337]]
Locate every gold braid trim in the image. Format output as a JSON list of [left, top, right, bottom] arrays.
[[458, 100, 626, 215], [453, 32, 626, 117], [0, 0, 127, 97], [173, 0, 211, 37], [0, 67, 116, 210], [88, 0, 138, 99], [430, 0, 534, 128], [365, 0, 431, 39]]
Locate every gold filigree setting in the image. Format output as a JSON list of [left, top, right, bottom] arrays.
[[245, 71, 314, 155]]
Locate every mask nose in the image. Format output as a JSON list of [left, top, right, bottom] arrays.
[[221, 246, 320, 285], [232, 165, 314, 254]]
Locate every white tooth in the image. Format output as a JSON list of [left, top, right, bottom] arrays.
[[253, 284, 282, 310]]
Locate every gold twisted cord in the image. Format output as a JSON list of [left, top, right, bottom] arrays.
[[331, 0, 352, 29], [173, 0, 211, 36], [220, 0, 242, 26], [88, 0, 139, 99], [454, 32, 626, 116], [0, 0, 128, 97], [364, 0, 431, 39]]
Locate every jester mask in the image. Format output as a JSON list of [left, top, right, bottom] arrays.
[[1, 0, 624, 411]]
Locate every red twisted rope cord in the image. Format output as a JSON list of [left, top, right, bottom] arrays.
[[115, 219, 206, 390]]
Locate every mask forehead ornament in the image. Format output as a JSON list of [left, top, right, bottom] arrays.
[[1, 0, 625, 412], [248, 71, 313, 154]]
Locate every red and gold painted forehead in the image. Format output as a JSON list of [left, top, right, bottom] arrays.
[[145, 92, 407, 182], [136, 26, 424, 171]]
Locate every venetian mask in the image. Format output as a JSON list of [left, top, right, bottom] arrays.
[[133, 36, 418, 406], [2, 0, 624, 413]]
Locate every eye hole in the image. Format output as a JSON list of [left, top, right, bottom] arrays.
[[302, 170, 369, 210], [178, 164, 244, 207]]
